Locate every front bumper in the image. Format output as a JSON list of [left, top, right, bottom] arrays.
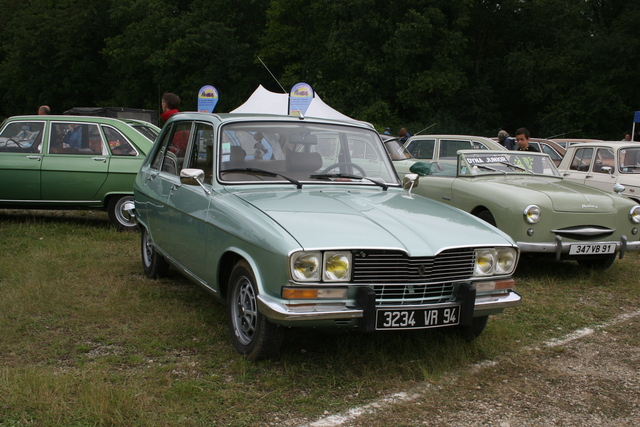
[[517, 235, 640, 260], [258, 285, 521, 327]]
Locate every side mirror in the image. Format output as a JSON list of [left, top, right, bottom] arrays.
[[180, 168, 211, 195], [601, 165, 613, 175], [403, 173, 419, 194], [613, 183, 625, 194]]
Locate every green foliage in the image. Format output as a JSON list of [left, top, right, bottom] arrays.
[[0, 0, 638, 138]]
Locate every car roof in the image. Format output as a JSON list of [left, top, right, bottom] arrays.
[[565, 140, 640, 149], [4, 115, 144, 126], [165, 111, 376, 130]]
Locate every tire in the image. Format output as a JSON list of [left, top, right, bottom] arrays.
[[454, 315, 489, 342], [577, 254, 616, 270], [227, 260, 283, 360], [141, 227, 169, 279], [475, 210, 497, 227], [107, 195, 137, 231]]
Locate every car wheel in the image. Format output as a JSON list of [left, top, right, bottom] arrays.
[[475, 210, 497, 227], [577, 254, 616, 270], [141, 227, 169, 279], [454, 315, 489, 341], [108, 195, 136, 231], [227, 260, 283, 360]]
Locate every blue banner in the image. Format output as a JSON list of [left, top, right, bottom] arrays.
[[634, 111, 640, 123], [289, 83, 314, 116], [198, 85, 219, 113]]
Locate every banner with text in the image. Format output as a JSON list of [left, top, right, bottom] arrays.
[[289, 82, 314, 116], [198, 85, 219, 113]]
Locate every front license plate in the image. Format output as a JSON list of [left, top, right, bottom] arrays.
[[569, 243, 616, 255], [376, 305, 460, 330]]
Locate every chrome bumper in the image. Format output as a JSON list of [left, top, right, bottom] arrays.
[[258, 289, 522, 323], [517, 235, 640, 260]]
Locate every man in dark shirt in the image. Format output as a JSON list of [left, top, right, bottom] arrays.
[[515, 128, 539, 152]]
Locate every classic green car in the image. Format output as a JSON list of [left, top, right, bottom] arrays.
[[402, 150, 640, 269], [0, 115, 157, 230], [133, 112, 522, 360]]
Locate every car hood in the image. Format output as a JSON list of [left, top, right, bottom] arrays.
[[478, 177, 619, 213], [232, 187, 514, 256]]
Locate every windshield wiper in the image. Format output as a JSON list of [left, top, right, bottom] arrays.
[[309, 173, 389, 191], [499, 161, 527, 172], [472, 164, 506, 175], [221, 167, 302, 189]]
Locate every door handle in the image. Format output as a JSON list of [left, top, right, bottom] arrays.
[[27, 156, 41, 161], [91, 157, 107, 163]]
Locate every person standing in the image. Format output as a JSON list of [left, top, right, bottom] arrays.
[[497, 130, 516, 150], [515, 128, 539, 152], [160, 93, 181, 126]]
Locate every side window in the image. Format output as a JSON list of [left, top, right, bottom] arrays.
[[593, 148, 614, 173], [161, 122, 192, 176], [50, 122, 103, 155], [541, 144, 561, 162], [569, 148, 594, 172], [440, 140, 471, 158], [102, 125, 138, 156], [406, 139, 435, 159], [620, 148, 640, 172], [185, 123, 214, 184], [0, 121, 44, 153]]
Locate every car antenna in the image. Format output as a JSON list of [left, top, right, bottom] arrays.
[[414, 123, 437, 135], [546, 129, 581, 139], [257, 56, 287, 94]]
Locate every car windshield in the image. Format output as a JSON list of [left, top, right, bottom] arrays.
[[619, 147, 640, 174], [459, 151, 561, 177], [218, 121, 399, 186]]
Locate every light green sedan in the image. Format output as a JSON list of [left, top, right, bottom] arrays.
[[401, 150, 640, 270], [133, 112, 522, 360], [0, 115, 157, 230]]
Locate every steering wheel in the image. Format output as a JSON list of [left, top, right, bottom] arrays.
[[320, 162, 367, 177], [5, 138, 22, 148]]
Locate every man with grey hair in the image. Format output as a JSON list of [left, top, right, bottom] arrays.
[[497, 130, 516, 150]]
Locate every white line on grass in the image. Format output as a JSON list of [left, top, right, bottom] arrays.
[[297, 309, 640, 427]]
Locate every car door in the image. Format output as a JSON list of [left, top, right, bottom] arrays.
[[559, 147, 593, 185], [41, 122, 109, 201], [0, 120, 46, 200], [143, 121, 193, 250], [165, 121, 212, 278], [584, 147, 618, 192]]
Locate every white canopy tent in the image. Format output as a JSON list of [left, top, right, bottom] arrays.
[[231, 85, 370, 126]]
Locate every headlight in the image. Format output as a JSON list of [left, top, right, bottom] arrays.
[[495, 248, 518, 274], [291, 252, 321, 281], [475, 249, 495, 276], [323, 251, 352, 282], [523, 205, 541, 224], [630, 205, 640, 224], [474, 248, 518, 276], [290, 251, 352, 282]]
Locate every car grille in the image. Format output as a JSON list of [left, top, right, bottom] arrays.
[[351, 248, 475, 305]]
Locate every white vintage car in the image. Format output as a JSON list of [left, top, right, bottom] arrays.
[[557, 141, 640, 204]]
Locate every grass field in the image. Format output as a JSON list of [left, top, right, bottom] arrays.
[[1, 209, 639, 426]]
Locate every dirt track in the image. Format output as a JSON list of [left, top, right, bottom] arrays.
[[297, 310, 640, 427]]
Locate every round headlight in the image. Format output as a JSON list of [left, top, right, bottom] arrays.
[[523, 205, 541, 224], [495, 248, 517, 274], [291, 252, 321, 281], [475, 249, 495, 276], [324, 252, 351, 282], [630, 205, 640, 224]]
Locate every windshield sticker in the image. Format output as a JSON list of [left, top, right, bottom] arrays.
[[466, 155, 509, 164]]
